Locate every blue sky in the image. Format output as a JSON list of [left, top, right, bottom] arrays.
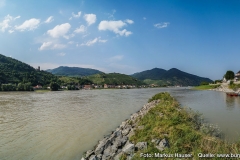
[[0, 0, 240, 80]]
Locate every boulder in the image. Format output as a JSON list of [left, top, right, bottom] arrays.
[[122, 143, 135, 155], [103, 146, 112, 159], [89, 155, 98, 160], [135, 142, 147, 151], [122, 128, 131, 136], [96, 154, 102, 159], [95, 138, 111, 155], [156, 138, 169, 151], [113, 135, 128, 147], [85, 150, 94, 158], [127, 130, 135, 138], [114, 152, 123, 160]]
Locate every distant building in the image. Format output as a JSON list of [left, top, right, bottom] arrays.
[[104, 84, 108, 88], [36, 66, 40, 71], [33, 85, 42, 89], [235, 71, 240, 81], [83, 85, 92, 90]]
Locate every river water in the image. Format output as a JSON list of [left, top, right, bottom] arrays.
[[0, 88, 240, 160]]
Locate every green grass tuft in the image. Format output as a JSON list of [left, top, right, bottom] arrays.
[[129, 92, 240, 160]]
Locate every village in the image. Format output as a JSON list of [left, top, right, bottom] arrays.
[[32, 83, 159, 90]]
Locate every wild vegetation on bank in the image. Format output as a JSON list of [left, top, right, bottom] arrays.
[[126, 92, 240, 160], [193, 84, 220, 90]]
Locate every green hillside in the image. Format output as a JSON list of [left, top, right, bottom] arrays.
[[0, 54, 57, 86], [131, 68, 167, 80], [46, 66, 103, 77], [86, 73, 145, 86], [132, 68, 213, 86]]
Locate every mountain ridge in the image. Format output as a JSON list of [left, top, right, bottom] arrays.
[[131, 68, 213, 86], [46, 66, 103, 77]]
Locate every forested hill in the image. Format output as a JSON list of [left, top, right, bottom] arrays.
[[131, 68, 167, 80], [86, 73, 145, 85], [131, 68, 213, 86], [46, 66, 103, 77], [0, 54, 57, 86]]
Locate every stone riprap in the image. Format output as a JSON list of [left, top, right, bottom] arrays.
[[81, 100, 161, 160]]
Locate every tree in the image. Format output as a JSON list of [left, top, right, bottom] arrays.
[[200, 82, 209, 85], [50, 82, 59, 91], [17, 83, 25, 91], [224, 71, 235, 80]]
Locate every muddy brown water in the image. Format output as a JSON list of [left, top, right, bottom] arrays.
[[0, 88, 239, 160]]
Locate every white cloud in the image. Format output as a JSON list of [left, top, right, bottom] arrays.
[[47, 23, 71, 38], [14, 16, 21, 20], [68, 41, 74, 44], [15, 18, 40, 31], [57, 52, 66, 56], [0, 14, 20, 32], [8, 29, 14, 33], [154, 22, 170, 29], [125, 19, 134, 24], [107, 9, 116, 19], [44, 16, 54, 23], [109, 55, 124, 61], [81, 38, 98, 46], [38, 41, 66, 50], [84, 14, 96, 26], [74, 25, 86, 33], [80, 37, 107, 46], [99, 39, 107, 43], [98, 20, 133, 36], [72, 11, 81, 18]]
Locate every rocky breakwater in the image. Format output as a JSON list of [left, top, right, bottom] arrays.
[[81, 99, 168, 160]]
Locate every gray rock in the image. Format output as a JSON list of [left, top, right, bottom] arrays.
[[127, 130, 135, 138], [85, 150, 94, 158], [111, 144, 118, 154], [89, 155, 98, 160], [113, 129, 122, 137], [103, 146, 112, 159], [95, 138, 111, 155], [122, 143, 135, 155], [81, 157, 86, 160], [156, 138, 169, 151], [135, 142, 147, 151], [113, 136, 122, 147], [101, 154, 107, 160], [120, 121, 127, 129], [96, 154, 102, 159], [114, 152, 123, 160], [126, 154, 135, 160], [122, 128, 131, 136], [151, 138, 161, 145], [120, 136, 128, 146]]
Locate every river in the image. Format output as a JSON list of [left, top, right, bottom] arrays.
[[0, 88, 240, 160]]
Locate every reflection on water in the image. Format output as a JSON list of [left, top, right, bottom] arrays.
[[0, 88, 240, 160], [225, 96, 240, 110]]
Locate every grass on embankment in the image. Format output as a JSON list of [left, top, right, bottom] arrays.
[[193, 84, 220, 90], [128, 92, 240, 160]]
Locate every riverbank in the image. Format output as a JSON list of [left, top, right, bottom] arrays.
[[193, 83, 240, 94], [193, 84, 220, 90], [82, 92, 240, 160]]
